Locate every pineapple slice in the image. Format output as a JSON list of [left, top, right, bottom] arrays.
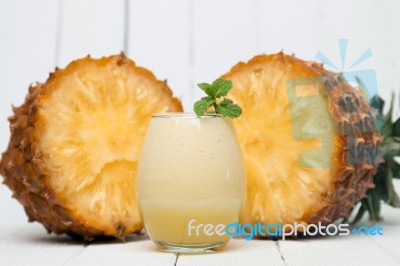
[[0, 54, 182, 239], [222, 53, 381, 231]]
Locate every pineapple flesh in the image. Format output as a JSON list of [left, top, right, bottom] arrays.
[[222, 53, 382, 232], [0, 54, 183, 240]]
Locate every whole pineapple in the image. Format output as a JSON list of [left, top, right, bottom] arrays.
[[0, 54, 182, 240], [222, 52, 383, 231]]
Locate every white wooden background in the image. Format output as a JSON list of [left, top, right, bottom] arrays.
[[1, 0, 400, 265]]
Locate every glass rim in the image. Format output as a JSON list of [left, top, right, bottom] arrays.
[[152, 112, 223, 118]]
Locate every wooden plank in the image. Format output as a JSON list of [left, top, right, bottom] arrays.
[[0, 185, 27, 225], [0, 223, 85, 266], [382, 0, 400, 117], [192, 0, 258, 101], [279, 230, 399, 265], [257, 0, 400, 116], [57, 0, 125, 68], [318, 0, 394, 114], [0, 223, 30, 239], [0, 0, 59, 225], [0, 0, 58, 151], [278, 183, 400, 265], [177, 239, 284, 266], [257, 0, 322, 60], [128, 0, 191, 110], [65, 235, 177, 266], [365, 202, 400, 264], [369, 225, 400, 264]]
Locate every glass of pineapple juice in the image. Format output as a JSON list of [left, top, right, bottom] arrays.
[[136, 113, 245, 253]]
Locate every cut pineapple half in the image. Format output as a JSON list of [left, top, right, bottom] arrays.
[[0, 54, 182, 239], [222, 53, 380, 231]]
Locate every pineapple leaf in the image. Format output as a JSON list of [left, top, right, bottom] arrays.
[[391, 160, 400, 179], [386, 162, 400, 207], [351, 204, 367, 225], [393, 119, 400, 137]]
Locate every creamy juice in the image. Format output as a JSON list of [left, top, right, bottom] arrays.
[[141, 199, 240, 244], [136, 114, 245, 250]]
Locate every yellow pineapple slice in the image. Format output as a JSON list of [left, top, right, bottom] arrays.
[[0, 54, 182, 240], [222, 53, 381, 232]]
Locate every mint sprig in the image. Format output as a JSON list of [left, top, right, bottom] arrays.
[[193, 78, 242, 118]]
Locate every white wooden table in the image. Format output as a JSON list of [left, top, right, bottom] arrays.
[[1, 201, 399, 266]]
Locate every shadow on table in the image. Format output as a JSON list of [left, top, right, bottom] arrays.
[[23, 226, 151, 246]]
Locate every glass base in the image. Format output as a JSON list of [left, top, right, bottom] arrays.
[[154, 240, 227, 253]]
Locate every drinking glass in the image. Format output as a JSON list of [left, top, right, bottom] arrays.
[[136, 113, 245, 253]]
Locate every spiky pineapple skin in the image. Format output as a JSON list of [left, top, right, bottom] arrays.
[[223, 53, 382, 230], [308, 65, 380, 224], [0, 83, 104, 239], [0, 54, 183, 240]]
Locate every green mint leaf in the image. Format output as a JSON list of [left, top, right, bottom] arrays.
[[212, 78, 232, 98], [216, 98, 242, 118], [197, 83, 215, 98], [194, 78, 242, 119], [193, 96, 214, 116]]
